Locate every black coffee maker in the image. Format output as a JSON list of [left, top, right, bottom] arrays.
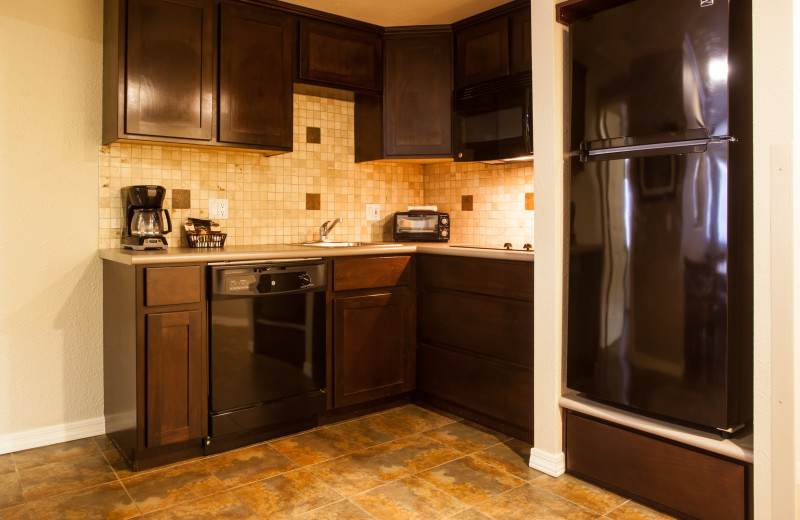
[[121, 185, 172, 250]]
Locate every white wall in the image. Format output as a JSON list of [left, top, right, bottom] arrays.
[[0, 1, 105, 451]]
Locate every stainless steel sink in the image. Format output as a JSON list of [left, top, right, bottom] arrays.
[[299, 241, 403, 248]]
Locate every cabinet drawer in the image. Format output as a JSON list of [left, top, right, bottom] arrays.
[[418, 343, 532, 431], [419, 289, 532, 366], [418, 254, 533, 300], [145, 266, 202, 306], [333, 256, 412, 292], [566, 413, 748, 520]]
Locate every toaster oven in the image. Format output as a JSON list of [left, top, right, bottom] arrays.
[[393, 211, 449, 242]]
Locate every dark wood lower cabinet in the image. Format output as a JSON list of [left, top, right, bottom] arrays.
[[145, 311, 204, 448], [566, 412, 750, 520], [334, 291, 415, 407]]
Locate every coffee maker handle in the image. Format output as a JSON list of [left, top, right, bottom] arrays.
[[162, 209, 172, 235]]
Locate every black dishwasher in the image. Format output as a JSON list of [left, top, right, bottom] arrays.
[[207, 259, 327, 453]]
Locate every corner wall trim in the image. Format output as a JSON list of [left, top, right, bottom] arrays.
[[529, 447, 565, 477], [0, 417, 105, 455]]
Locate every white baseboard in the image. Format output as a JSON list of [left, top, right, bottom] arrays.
[[0, 417, 105, 455], [529, 447, 566, 477]]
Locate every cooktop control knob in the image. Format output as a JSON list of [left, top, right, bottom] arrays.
[[523, 243, 532, 251], [299, 273, 312, 287], [503, 242, 513, 250]]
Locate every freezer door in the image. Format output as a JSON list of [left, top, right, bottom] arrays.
[[570, 0, 731, 150], [566, 141, 739, 429]]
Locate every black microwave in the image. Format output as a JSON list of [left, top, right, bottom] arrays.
[[453, 73, 533, 162], [393, 211, 449, 242]]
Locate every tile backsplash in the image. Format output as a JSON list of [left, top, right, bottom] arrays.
[[98, 93, 533, 249]]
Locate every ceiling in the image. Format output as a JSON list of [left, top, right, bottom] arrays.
[[281, 0, 512, 26]]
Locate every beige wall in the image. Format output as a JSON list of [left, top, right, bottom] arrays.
[[0, 0, 104, 446]]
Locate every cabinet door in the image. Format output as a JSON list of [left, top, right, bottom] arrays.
[[219, 3, 293, 148], [125, 0, 213, 140], [298, 19, 382, 92], [454, 16, 510, 89], [334, 292, 415, 407], [145, 310, 204, 447], [384, 33, 453, 157], [510, 6, 532, 74]]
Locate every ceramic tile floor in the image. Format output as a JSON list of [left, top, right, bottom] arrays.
[[0, 405, 678, 520]]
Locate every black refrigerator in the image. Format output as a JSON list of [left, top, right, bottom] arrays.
[[566, 0, 753, 434]]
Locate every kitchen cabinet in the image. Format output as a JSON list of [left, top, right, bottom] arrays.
[[416, 254, 534, 441], [566, 412, 751, 520], [218, 2, 293, 149], [103, 0, 214, 143], [103, 262, 207, 470], [331, 256, 416, 408], [453, 0, 531, 89], [297, 18, 383, 93], [103, 0, 293, 153], [355, 28, 453, 162]]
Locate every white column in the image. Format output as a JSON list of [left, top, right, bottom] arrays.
[[530, 0, 567, 476]]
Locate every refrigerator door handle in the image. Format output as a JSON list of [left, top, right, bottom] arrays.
[[585, 139, 710, 158]]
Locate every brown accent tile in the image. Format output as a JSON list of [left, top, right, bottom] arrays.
[[607, 500, 679, 520], [309, 435, 462, 496], [422, 422, 509, 454], [471, 439, 544, 481], [0, 455, 15, 475], [306, 193, 321, 211], [24, 481, 139, 520], [13, 438, 100, 470], [461, 195, 474, 211], [0, 473, 24, 510], [294, 499, 374, 520], [18, 454, 116, 502], [475, 483, 597, 520], [378, 405, 455, 436], [350, 477, 466, 520], [525, 192, 535, 210], [306, 127, 322, 144], [0, 506, 31, 520], [141, 491, 259, 520], [450, 508, 493, 520], [324, 415, 403, 451], [233, 469, 341, 520], [533, 473, 626, 515], [271, 428, 365, 466], [416, 456, 524, 505], [123, 460, 225, 514], [203, 444, 297, 487], [93, 435, 116, 452], [172, 189, 191, 209]]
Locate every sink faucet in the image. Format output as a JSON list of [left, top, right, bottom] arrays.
[[319, 217, 342, 241]]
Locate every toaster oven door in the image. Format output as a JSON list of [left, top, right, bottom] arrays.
[[394, 214, 439, 240]]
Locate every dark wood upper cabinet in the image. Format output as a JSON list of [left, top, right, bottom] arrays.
[[384, 30, 453, 158], [454, 16, 509, 89], [298, 19, 382, 93], [218, 2, 293, 149], [114, 0, 214, 142], [510, 6, 532, 74], [453, 0, 531, 89]]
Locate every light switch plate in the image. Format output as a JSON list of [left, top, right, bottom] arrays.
[[366, 204, 380, 221], [209, 198, 228, 219]]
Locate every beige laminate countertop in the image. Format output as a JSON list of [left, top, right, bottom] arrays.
[[98, 242, 535, 265]]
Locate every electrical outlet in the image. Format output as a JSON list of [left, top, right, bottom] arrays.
[[209, 198, 228, 219], [366, 204, 380, 221]]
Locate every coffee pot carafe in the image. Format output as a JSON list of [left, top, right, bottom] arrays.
[[121, 186, 172, 250]]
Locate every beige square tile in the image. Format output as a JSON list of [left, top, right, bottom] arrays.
[[233, 469, 341, 520], [350, 477, 466, 520], [203, 444, 297, 487], [122, 460, 225, 514], [18, 454, 116, 502]]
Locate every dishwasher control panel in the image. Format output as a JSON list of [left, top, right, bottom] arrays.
[[211, 261, 327, 296]]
